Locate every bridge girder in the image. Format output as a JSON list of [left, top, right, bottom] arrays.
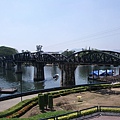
[[31, 52, 68, 64], [0, 50, 120, 66], [67, 50, 120, 66]]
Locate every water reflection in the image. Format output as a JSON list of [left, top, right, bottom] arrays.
[[0, 65, 119, 97], [75, 65, 92, 85], [44, 66, 61, 89]]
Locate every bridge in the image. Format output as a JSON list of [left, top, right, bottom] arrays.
[[0, 50, 120, 86]]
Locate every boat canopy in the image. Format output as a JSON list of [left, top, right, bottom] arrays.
[[90, 70, 113, 76]]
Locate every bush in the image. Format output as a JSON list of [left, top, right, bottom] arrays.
[[6, 101, 37, 118], [38, 94, 44, 112], [50, 91, 59, 95], [81, 108, 98, 116], [67, 112, 77, 119], [57, 115, 68, 120], [44, 93, 48, 109], [53, 94, 61, 98], [59, 90, 65, 94], [48, 95, 53, 110], [0, 97, 38, 118], [112, 84, 120, 88], [101, 107, 120, 113]]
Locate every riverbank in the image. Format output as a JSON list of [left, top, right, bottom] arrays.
[[88, 75, 120, 83]]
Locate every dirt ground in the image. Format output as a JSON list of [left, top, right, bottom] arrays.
[[21, 88, 120, 118]]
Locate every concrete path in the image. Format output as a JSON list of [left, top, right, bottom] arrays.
[[0, 94, 38, 112], [89, 115, 120, 120]]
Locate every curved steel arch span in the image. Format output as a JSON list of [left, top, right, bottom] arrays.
[[1, 50, 120, 66], [67, 50, 120, 66]]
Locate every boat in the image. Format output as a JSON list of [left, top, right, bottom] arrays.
[[88, 69, 115, 83], [0, 87, 17, 94], [53, 74, 59, 80], [89, 70, 114, 77]]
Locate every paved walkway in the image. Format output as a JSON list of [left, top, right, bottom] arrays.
[[89, 115, 120, 120], [0, 94, 38, 112]]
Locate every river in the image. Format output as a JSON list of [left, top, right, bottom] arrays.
[[0, 65, 119, 97]]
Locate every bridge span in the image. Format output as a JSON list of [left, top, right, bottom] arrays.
[[0, 50, 120, 86]]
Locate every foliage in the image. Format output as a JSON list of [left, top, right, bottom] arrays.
[[1, 106, 120, 120], [30, 110, 70, 120], [61, 49, 75, 57], [82, 47, 98, 51], [38, 94, 44, 112], [0, 46, 18, 57], [44, 93, 48, 109], [6, 101, 37, 118], [81, 108, 98, 116], [48, 95, 53, 110], [0, 110, 70, 120], [101, 107, 120, 113], [0, 97, 38, 118]]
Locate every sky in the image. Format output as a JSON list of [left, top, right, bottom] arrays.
[[0, 0, 120, 53]]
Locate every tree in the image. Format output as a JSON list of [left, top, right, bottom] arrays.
[[82, 47, 98, 51], [62, 49, 75, 57], [0, 46, 18, 57]]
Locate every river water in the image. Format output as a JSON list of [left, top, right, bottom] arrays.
[[0, 65, 119, 97]]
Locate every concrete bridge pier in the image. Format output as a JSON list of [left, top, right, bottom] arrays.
[[16, 62, 22, 73], [34, 63, 45, 81], [59, 64, 77, 87], [0, 61, 6, 68], [119, 67, 120, 75], [0, 61, 2, 67]]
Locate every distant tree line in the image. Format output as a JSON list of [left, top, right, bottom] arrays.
[[0, 46, 18, 57], [82, 47, 98, 51], [61, 47, 98, 57], [62, 49, 75, 56]]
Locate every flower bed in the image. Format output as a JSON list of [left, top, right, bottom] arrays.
[[0, 97, 38, 118]]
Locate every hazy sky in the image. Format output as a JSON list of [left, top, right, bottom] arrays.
[[0, 0, 120, 52]]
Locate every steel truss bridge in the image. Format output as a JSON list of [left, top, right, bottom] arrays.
[[0, 50, 120, 86], [1, 50, 120, 65]]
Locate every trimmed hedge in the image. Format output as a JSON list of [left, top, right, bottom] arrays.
[[48, 95, 53, 110], [38, 94, 44, 112], [1, 106, 120, 120], [0, 97, 38, 118], [101, 107, 120, 113], [57, 112, 78, 120], [50, 107, 98, 120], [44, 93, 48, 109], [81, 108, 98, 116], [6, 101, 37, 118]]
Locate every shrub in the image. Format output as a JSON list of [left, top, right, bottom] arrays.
[[38, 94, 44, 112], [53, 94, 61, 98], [67, 112, 77, 119], [81, 108, 98, 116], [50, 91, 59, 95], [101, 107, 120, 113], [57, 115, 68, 120], [48, 95, 53, 110], [0, 97, 38, 118], [59, 90, 65, 94], [44, 93, 48, 109]]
